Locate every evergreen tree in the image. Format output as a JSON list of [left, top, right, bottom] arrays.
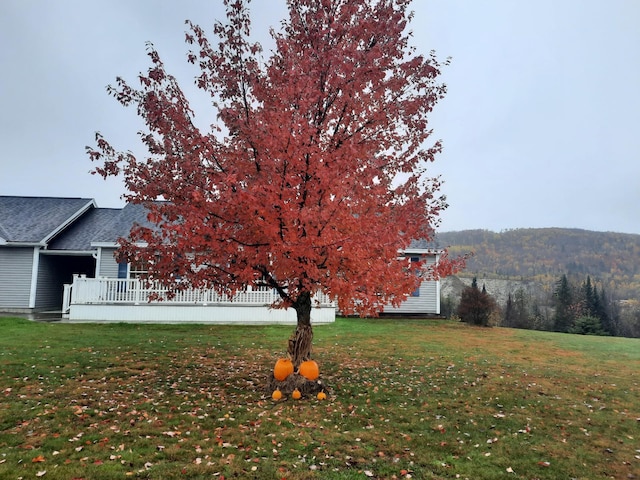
[[512, 287, 531, 329], [600, 287, 620, 335], [553, 274, 574, 332], [578, 277, 612, 335], [503, 292, 515, 327], [530, 300, 549, 331], [457, 277, 496, 326], [581, 276, 597, 317], [570, 316, 609, 336], [594, 286, 614, 335]]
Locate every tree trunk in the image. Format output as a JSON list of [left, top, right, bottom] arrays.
[[288, 291, 313, 369]]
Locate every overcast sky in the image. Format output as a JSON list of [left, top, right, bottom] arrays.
[[1, 0, 638, 234]]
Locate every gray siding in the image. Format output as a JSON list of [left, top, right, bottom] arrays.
[[0, 247, 34, 309], [98, 247, 120, 278]]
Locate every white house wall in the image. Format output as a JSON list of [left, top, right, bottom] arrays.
[[382, 255, 440, 315], [382, 279, 440, 315], [0, 247, 34, 310]]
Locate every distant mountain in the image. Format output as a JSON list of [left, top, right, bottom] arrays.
[[437, 228, 640, 301]]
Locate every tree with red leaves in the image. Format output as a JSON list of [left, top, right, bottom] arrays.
[[89, 0, 463, 367]]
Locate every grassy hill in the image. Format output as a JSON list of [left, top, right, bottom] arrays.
[[1, 316, 639, 479], [437, 228, 640, 301]]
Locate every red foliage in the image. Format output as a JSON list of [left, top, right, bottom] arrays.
[[88, 0, 462, 319]]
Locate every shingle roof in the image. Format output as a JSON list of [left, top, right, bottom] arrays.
[[48, 208, 122, 250], [0, 222, 9, 241], [1, 196, 437, 254], [90, 202, 155, 244], [0, 196, 94, 244]]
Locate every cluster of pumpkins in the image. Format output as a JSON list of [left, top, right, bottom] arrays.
[[271, 358, 327, 401]]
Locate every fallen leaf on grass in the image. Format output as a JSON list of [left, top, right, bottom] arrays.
[[36, 471, 46, 477], [32, 455, 45, 463]]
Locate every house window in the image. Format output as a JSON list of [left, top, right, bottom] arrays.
[[129, 259, 148, 279], [117, 262, 128, 279], [410, 257, 421, 297]]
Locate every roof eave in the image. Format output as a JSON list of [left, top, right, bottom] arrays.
[[90, 241, 148, 248], [401, 248, 444, 255], [1, 242, 43, 247], [40, 249, 96, 256]]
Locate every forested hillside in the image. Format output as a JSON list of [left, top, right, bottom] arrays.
[[436, 228, 640, 337], [438, 228, 640, 301]]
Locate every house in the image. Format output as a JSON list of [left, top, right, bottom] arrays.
[[382, 239, 442, 316], [0, 197, 334, 323], [0, 196, 442, 322], [0, 196, 102, 312]]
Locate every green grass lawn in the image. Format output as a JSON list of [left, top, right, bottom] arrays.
[[0, 316, 638, 479]]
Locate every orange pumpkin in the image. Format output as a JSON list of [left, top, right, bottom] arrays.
[[273, 358, 293, 381], [317, 391, 327, 400], [292, 388, 302, 400], [271, 389, 283, 401], [299, 360, 319, 381]]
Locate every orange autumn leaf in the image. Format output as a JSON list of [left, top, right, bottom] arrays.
[[32, 455, 45, 463]]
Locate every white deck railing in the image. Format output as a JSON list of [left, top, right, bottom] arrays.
[[66, 275, 333, 308]]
